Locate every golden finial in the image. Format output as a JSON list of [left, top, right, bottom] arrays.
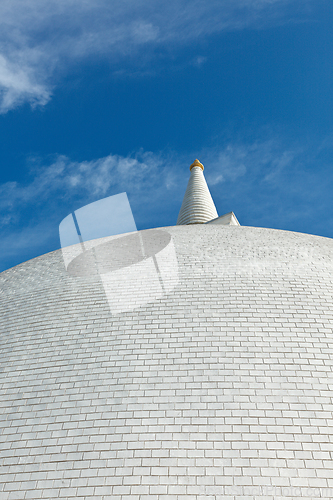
[[190, 159, 204, 171]]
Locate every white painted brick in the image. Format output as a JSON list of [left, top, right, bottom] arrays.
[[2, 225, 333, 499]]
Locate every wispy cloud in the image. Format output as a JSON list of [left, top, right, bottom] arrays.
[[0, 149, 165, 270], [202, 140, 296, 187], [0, 0, 319, 112], [0, 150, 163, 216], [195, 135, 333, 236], [0, 138, 320, 235], [2, 133, 333, 272]]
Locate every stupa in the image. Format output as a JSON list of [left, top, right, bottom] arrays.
[[1, 160, 333, 500]]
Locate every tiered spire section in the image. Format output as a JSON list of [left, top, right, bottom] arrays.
[[177, 159, 219, 225]]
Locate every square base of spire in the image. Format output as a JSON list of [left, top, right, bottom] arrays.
[[205, 212, 240, 226]]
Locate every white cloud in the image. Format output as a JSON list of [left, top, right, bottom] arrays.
[[0, 149, 173, 270], [263, 150, 296, 182], [203, 145, 250, 186], [0, 53, 51, 112], [0, 0, 318, 112], [0, 150, 166, 220], [1, 135, 333, 271], [201, 139, 305, 191], [0, 138, 314, 226], [0, 138, 307, 237]]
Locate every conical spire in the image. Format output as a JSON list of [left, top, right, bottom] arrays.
[[177, 159, 218, 225]]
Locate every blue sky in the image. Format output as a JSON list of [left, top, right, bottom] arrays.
[[0, 0, 332, 272]]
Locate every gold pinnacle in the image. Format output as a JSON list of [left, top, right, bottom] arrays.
[[190, 159, 204, 171]]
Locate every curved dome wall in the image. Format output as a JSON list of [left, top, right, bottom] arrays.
[[1, 225, 333, 500]]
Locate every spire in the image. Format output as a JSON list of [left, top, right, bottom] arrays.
[[177, 159, 219, 225]]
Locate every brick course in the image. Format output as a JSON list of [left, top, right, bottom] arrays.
[[1, 225, 333, 499]]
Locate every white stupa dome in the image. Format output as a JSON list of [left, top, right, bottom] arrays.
[[1, 163, 333, 500]]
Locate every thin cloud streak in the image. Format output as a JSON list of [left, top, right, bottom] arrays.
[[0, 0, 319, 112], [0, 138, 324, 229], [1, 135, 332, 273], [0, 151, 163, 215]]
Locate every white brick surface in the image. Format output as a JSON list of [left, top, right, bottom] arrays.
[[1, 224, 333, 499]]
